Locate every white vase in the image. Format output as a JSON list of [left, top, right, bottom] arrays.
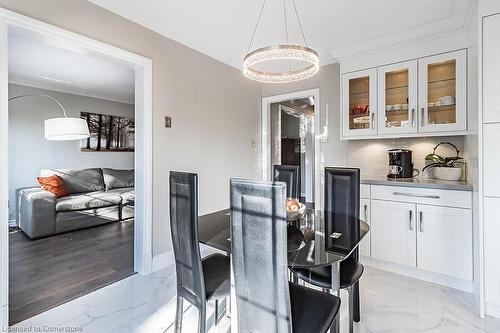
[[431, 167, 463, 181]]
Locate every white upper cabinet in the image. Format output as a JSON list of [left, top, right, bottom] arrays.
[[377, 60, 418, 135], [483, 14, 500, 123], [417, 50, 467, 133], [341, 49, 468, 139], [342, 68, 377, 137]]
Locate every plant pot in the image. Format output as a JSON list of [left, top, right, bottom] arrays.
[[430, 167, 463, 181]]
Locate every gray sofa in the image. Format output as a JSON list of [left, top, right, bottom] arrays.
[[17, 168, 134, 239]]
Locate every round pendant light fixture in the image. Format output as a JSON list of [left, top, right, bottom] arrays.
[[243, 0, 319, 84]]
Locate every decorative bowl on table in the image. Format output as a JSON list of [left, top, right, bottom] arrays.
[[286, 198, 306, 221]]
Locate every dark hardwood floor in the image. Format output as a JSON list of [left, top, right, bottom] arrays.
[[9, 219, 135, 325]]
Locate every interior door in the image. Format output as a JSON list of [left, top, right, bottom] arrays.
[[342, 69, 378, 137], [359, 198, 371, 257], [371, 200, 416, 267], [377, 60, 418, 134], [270, 104, 282, 172], [418, 49, 467, 133], [416, 204, 472, 281]]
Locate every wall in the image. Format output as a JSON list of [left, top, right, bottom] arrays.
[[0, 0, 262, 256], [8, 84, 135, 221]]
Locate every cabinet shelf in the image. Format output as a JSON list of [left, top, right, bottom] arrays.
[[428, 78, 456, 85], [349, 91, 369, 96], [385, 109, 409, 114], [386, 85, 409, 91], [428, 104, 456, 111]]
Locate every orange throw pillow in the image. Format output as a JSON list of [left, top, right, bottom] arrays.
[[37, 175, 69, 198]]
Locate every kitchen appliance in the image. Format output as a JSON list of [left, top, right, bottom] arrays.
[[388, 149, 415, 179]]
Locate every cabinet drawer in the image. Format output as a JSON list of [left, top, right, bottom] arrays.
[[371, 185, 471, 209], [360, 184, 370, 198]]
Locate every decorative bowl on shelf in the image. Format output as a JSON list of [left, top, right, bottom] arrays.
[[439, 96, 455, 106], [286, 199, 306, 221], [351, 104, 369, 115], [352, 116, 370, 124]]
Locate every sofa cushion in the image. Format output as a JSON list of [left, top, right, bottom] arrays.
[[103, 168, 134, 190], [56, 192, 122, 212], [42, 168, 105, 194], [107, 188, 135, 205], [37, 175, 69, 198]]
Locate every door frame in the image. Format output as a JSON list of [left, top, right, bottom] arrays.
[[261, 88, 321, 207], [0, 7, 153, 326]]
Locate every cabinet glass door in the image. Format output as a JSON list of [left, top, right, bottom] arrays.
[[418, 50, 467, 132], [378, 61, 417, 134], [342, 68, 377, 136]]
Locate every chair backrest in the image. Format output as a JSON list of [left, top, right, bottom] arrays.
[[169, 171, 205, 308], [230, 179, 292, 333], [273, 165, 300, 199], [324, 167, 361, 261]]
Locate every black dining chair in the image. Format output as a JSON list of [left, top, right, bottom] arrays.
[[170, 171, 230, 333], [290, 167, 364, 333], [230, 178, 340, 333], [274, 165, 301, 199]]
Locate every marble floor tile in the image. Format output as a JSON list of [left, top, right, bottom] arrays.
[[13, 265, 500, 333]]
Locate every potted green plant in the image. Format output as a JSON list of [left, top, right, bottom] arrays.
[[422, 142, 465, 181]]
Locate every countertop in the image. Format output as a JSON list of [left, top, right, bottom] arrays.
[[361, 176, 473, 191]]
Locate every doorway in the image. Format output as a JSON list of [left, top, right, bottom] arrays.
[[262, 89, 321, 208], [0, 8, 153, 327]]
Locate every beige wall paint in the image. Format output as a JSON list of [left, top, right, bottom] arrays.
[[0, 0, 261, 255]]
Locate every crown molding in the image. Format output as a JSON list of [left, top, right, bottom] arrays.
[[330, 0, 477, 63], [8, 78, 134, 105]]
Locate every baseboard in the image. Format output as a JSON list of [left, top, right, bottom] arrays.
[[152, 250, 174, 272], [0, 305, 7, 330], [361, 256, 473, 293], [486, 302, 500, 319], [8, 219, 16, 227]]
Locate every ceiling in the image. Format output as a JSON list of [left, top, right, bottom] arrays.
[[8, 25, 135, 104], [87, 0, 476, 69]]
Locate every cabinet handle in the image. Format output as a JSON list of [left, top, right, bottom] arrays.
[[419, 211, 423, 232], [409, 210, 413, 231], [393, 192, 440, 199], [371, 112, 375, 129], [411, 108, 415, 127], [420, 107, 425, 127], [364, 204, 368, 221]]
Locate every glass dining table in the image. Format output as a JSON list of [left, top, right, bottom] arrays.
[[198, 207, 370, 332]]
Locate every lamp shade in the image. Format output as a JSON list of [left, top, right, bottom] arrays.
[[44, 117, 90, 141]]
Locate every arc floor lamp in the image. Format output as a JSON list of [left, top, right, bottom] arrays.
[[8, 93, 90, 141]]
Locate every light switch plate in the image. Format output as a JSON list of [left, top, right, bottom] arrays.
[[165, 116, 172, 128]]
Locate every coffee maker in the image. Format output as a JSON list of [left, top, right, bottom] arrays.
[[388, 149, 414, 179]]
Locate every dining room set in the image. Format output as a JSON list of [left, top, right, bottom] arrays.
[[169, 165, 369, 333]]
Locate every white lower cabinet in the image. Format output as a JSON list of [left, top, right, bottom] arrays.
[[416, 205, 472, 281], [371, 200, 416, 267], [365, 185, 473, 286], [359, 198, 371, 257]]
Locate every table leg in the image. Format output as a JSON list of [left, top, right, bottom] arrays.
[[230, 254, 238, 333], [330, 262, 340, 333]]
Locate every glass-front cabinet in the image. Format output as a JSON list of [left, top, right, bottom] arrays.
[[377, 60, 418, 134], [342, 68, 377, 137], [418, 50, 467, 133], [341, 49, 467, 139]]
